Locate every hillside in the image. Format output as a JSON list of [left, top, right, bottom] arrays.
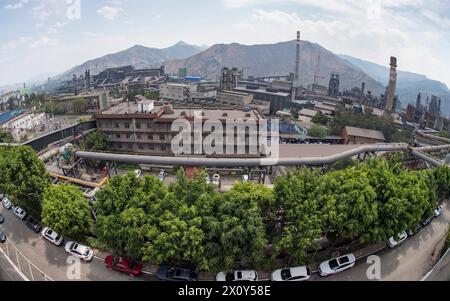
[[339, 54, 450, 115], [58, 41, 204, 80], [163, 40, 386, 95]]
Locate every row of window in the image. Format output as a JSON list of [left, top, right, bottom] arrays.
[[113, 143, 168, 152], [108, 133, 168, 141], [98, 121, 168, 130]]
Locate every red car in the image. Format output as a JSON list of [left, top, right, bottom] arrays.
[[105, 256, 143, 277]]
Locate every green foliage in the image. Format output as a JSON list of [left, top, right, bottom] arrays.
[[0, 146, 51, 217], [438, 131, 450, 139], [432, 165, 450, 200], [311, 112, 329, 125], [72, 97, 88, 113], [42, 184, 93, 238], [330, 108, 412, 143], [80, 131, 109, 151], [44, 101, 66, 114], [0, 131, 14, 143], [143, 91, 159, 100], [308, 125, 328, 138]]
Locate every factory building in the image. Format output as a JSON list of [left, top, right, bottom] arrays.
[[95, 99, 268, 157]]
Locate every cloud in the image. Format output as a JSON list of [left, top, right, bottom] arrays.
[[97, 6, 123, 21], [4, 0, 28, 10]]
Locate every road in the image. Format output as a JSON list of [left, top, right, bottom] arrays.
[[1, 200, 448, 281], [424, 248, 450, 281], [0, 205, 156, 281], [0, 254, 25, 281], [311, 202, 450, 281]]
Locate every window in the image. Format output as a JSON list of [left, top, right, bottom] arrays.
[[115, 134, 121, 139], [114, 123, 120, 128], [149, 145, 154, 150], [126, 134, 132, 139], [124, 122, 130, 129], [136, 123, 141, 129], [160, 145, 166, 151], [137, 134, 142, 140], [117, 143, 122, 149], [128, 144, 133, 149], [148, 135, 153, 140], [160, 134, 165, 141], [138, 144, 144, 150], [147, 122, 152, 129]]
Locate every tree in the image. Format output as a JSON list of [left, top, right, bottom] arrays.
[[311, 112, 329, 125], [273, 169, 323, 265], [72, 97, 88, 113], [432, 165, 450, 201], [0, 131, 14, 143], [308, 125, 327, 138], [42, 184, 93, 238], [80, 131, 109, 151], [0, 146, 51, 217]]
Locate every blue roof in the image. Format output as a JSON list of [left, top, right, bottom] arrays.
[[0, 109, 23, 125]]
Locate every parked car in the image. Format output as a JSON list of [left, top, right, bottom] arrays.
[[105, 256, 143, 277], [318, 254, 356, 277], [2, 197, 12, 210], [407, 224, 422, 237], [387, 231, 408, 248], [13, 207, 27, 220], [434, 206, 444, 218], [155, 266, 199, 281], [271, 266, 311, 282], [216, 270, 258, 282], [41, 228, 64, 246], [205, 174, 211, 184], [0, 213, 4, 224], [212, 174, 221, 185], [134, 169, 142, 178], [421, 217, 433, 227], [242, 175, 249, 183], [158, 170, 167, 182], [25, 216, 42, 233], [64, 242, 94, 262], [0, 231, 6, 243]]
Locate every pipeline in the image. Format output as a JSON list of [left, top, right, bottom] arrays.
[[75, 143, 447, 168], [417, 130, 450, 144]]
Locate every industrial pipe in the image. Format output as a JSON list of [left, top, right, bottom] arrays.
[[75, 143, 445, 168]]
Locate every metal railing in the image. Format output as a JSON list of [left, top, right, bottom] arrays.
[[0, 240, 53, 281]]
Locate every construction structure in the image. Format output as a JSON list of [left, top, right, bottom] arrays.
[[328, 73, 340, 98], [292, 30, 302, 101], [386, 56, 398, 112]]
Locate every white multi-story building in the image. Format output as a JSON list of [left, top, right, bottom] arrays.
[[1, 112, 46, 141]]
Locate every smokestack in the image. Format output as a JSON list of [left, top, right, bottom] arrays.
[[360, 82, 365, 104], [292, 30, 301, 100], [386, 56, 397, 112]]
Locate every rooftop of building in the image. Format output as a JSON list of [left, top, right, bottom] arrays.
[[344, 126, 386, 141], [58, 91, 106, 101], [98, 101, 266, 121], [218, 90, 252, 97], [234, 86, 291, 97], [299, 108, 318, 117]]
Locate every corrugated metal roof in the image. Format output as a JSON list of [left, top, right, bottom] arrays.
[[344, 126, 386, 141]]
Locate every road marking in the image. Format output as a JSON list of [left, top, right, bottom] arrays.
[[0, 247, 29, 281]]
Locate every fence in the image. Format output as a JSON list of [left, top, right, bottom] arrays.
[[0, 239, 53, 281]]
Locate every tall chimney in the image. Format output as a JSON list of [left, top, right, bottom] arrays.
[[360, 82, 365, 104], [386, 56, 397, 112], [292, 30, 301, 101]]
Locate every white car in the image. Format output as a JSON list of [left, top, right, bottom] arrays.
[[42, 228, 64, 246], [434, 205, 444, 218], [205, 175, 211, 184], [65, 242, 94, 262], [13, 207, 27, 220], [387, 231, 408, 248], [242, 175, 249, 183], [271, 266, 311, 281], [158, 170, 167, 182], [212, 174, 221, 185], [134, 169, 142, 178], [319, 254, 356, 277], [216, 270, 258, 281], [2, 197, 12, 210]]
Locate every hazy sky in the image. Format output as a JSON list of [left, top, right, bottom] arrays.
[[1, 0, 449, 87]]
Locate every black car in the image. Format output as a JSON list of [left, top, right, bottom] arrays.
[[421, 217, 433, 227], [25, 216, 42, 233], [0, 213, 4, 224], [0, 231, 6, 243], [156, 266, 199, 281], [407, 224, 422, 237]]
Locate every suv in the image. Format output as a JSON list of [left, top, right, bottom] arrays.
[[156, 266, 199, 281], [216, 270, 259, 281], [2, 197, 13, 210], [25, 216, 42, 233]]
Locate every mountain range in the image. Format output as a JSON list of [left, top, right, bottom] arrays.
[[54, 39, 450, 115]]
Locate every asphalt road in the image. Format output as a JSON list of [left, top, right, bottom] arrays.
[[0, 254, 25, 281], [424, 248, 450, 281], [1, 200, 449, 282], [0, 205, 156, 281], [311, 202, 450, 281]]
